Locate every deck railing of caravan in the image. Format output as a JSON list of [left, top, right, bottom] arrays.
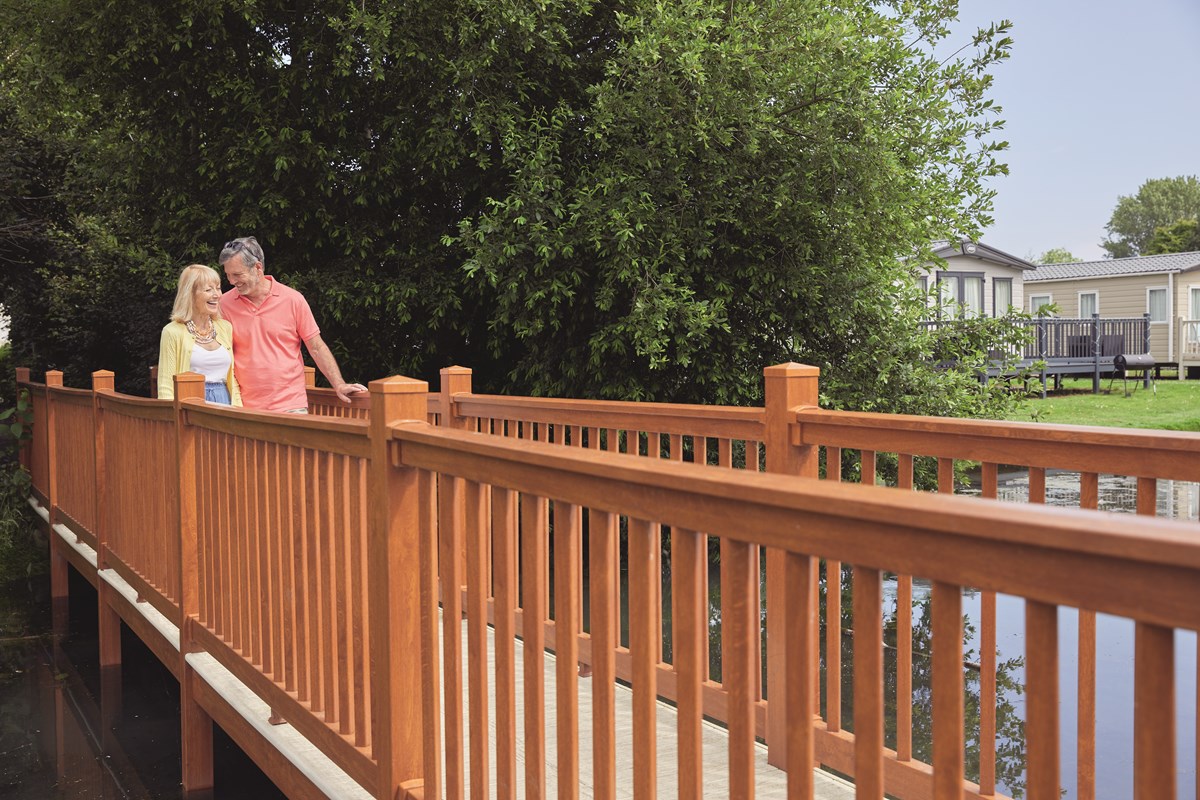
[[17, 364, 1200, 800], [1179, 318, 1200, 375]]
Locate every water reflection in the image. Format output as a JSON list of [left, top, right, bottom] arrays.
[[964, 468, 1200, 520], [0, 569, 284, 799]]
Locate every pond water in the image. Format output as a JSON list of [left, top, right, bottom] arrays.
[[955, 469, 1198, 799], [0, 567, 284, 799]]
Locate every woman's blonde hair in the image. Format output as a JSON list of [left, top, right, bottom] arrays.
[[170, 264, 223, 323]]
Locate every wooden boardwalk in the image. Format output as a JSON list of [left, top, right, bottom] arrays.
[[462, 616, 855, 799]]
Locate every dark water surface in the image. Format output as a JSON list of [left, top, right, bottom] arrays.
[[0, 568, 285, 799]]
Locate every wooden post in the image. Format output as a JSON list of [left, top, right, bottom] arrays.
[[304, 366, 316, 387], [92, 371, 115, 569], [92, 371, 124, 730], [369, 375, 429, 799], [149, 365, 158, 398], [174, 372, 214, 793], [762, 363, 820, 770], [44, 371, 67, 634], [438, 366, 473, 430]]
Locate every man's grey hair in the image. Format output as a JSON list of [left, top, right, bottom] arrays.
[[219, 236, 265, 269]]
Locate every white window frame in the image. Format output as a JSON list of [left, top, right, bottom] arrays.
[[1147, 286, 1168, 324], [1029, 293, 1053, 315], [1078, 291, 1099, 319], [1190, 286, 1200, 320]]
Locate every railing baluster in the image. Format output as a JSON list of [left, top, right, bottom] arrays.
[[853, 566, 884, 798], [629, 516, 659, 799], [493, 486, 518, 800], [932, 580, 964, 800], [1134, 622, 1175, 799], [825, 447, 843, 733], [352, 457, 369, 749], [785, 550, 817, 800], [334, 452, 351, 734], [896, 453, 914, 764], [465, 479, 490, 800], [1078, 471, 1099, 800], [280, 444, 297, 696], [980, 463, 998, 796], [1026, 600, 1060, 799], [321, 450, 337, 723], [418, 468, 443, 800], [726, 536, 757, 799], [672, 526, 705, 800], [555, 501, 582, 800], [441, 474, 465, 800], [265, 442, 281, 687], [251, 440, 265, 672], [589, 509, 618, 800], [522, 493, 548, 799]]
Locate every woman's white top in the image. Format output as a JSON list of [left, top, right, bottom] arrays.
[[190, 342, 233, 382]]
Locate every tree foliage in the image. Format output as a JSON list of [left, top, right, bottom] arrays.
[[1144, 218, 1200, 256], [1035, 247, 1078, 264], [1, 0, 1017, 415], [1102, 175, 1200, 259]]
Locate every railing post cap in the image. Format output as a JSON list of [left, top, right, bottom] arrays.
[[45, 370, 64, 386], [440, 365, 472, 376], [763, 362, 819, 378], [368, 375, 429, 395], [174, 371, 204, 385], [92, 369, 115, 379]]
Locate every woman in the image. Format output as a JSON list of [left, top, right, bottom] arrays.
[[157, 264, 242, 405]]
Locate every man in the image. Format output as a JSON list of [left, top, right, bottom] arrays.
[[218, 236, 366, 412]]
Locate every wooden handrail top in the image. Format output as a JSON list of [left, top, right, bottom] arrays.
[[182, 399, 370, 458], [451, 392, 765, 440], [795, 407, 1200, 480], [46, 385, 94, 403], [305, 386, 372, 407], [393, 422, 1200, 630], [96, 391, 174, 422]]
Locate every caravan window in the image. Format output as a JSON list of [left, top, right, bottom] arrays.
[[993, 278, 1013, 316], [1147, 287, 1167, 323], [1079, 291, 1098, 318], [937, 271, 984, 318]]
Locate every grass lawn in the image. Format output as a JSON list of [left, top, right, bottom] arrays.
[[1003, 375, 1200, 431]]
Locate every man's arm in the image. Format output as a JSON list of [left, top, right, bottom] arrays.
[[304, 334, 367, 402]]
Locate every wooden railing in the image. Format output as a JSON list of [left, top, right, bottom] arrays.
[[16, 363, 1200, 800]]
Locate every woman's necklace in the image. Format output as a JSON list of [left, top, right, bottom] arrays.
[[186, 319, 218, 345]]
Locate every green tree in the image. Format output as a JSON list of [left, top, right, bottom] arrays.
[[1, 0, 1018, 416], [1144, 218, 1200, 255], [1035, 247, 1078, 264], [1102, 176, 1200, 259]]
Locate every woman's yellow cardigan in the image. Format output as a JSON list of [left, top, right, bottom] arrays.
[[156, 319, 242, 405]]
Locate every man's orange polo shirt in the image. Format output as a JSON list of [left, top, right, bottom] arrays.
[[219, 276, 320, 412]]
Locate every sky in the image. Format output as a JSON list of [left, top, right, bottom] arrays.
[[948, 0, 1200, 263]]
